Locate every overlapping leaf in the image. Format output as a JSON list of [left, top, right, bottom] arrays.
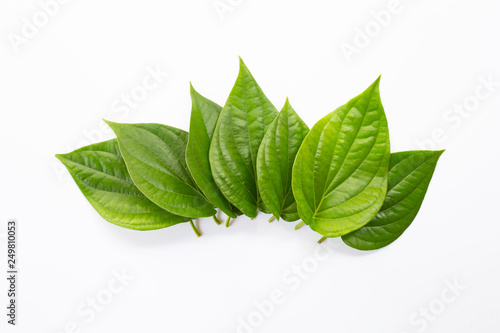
[[292, 77, 391, 237], [257, 99, 309, 221], [186, 85, 236, 218], [56, 62, 443, 246], [209, 58, 278, 218], [342, 150, 444, 250], [56, 139, 190, 230], [106, 121, 216, 218]]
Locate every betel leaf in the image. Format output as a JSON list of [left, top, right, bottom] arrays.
[[292, 77, 391, 237], [209, 58, 278, 218], [56, 139, 190, 230], [342, 150, 444, 250], [105, 121, 216, 218], [185, 84, 236, 218], [256, 99, 309, 221]]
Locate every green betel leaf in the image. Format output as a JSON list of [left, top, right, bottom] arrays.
[[342, 150, 444, 250], [186, 84, 237, 218], [56, 139, 190, 230], [256, 99, 309, 221], [209, 58, 278, 218], [105, 121, 216, 218], [292, 77, 391, 237]]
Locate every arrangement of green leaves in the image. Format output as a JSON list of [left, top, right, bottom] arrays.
[[56, 58, 443, 250]]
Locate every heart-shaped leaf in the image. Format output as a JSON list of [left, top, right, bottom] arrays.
[[257, 99, 309, 221], [342, 150, 444, 250], [186, 84, 237, 218], [292, 77, 391, 237], [209, 58, 278, 218], [56, 139, 190, 230], [105, 121, 216, 218]]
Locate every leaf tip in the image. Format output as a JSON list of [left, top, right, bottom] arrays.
[[283, 97, 295, 112], [102, 119, 119, 131], [189, 82, 198, 97], [359, 75, 382, 98], [435, 149, 445, 159], [55, 153, 70, 166], [238, 56, 248, 71], [431, 149, 445, 159]]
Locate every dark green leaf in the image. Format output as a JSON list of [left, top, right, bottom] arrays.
[[209, 58, 278, 218], [105, 121, 216, 218], [257, 99, 309, 221], [56, 139, 190, 230], [186, 84, 236, 218], [342, 150, 444, 250], [292, 77, 391, 237]]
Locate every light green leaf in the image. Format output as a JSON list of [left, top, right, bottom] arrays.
[[105, 121, 216, 218], [342, 150, 444, 250], [186, 84, 236, 218], [209, 58, 278, 218], [292, 77, 391, 237], [257, 99, 309, 221], [56, 139, 190, 230]]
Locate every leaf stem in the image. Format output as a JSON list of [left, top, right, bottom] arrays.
[[225, 216, 231, 227], [317, 236, 327, 244], [189, 220, 201, 237], [212, 214, 221, 225], [295, 221, 305, 230], [269, 216, 275, 223]]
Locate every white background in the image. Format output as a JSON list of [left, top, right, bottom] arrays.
[[1, 0, 499, 332]]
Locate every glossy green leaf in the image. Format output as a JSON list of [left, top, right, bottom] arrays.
[[105, 121, 216, 218], [56, 139, 190, 230], [186, 84, 236, 218], [257, 99, 309, 221], [209, 58, 278, 218], [292, 77, 391, 237], [342, 150, 444, 250]]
